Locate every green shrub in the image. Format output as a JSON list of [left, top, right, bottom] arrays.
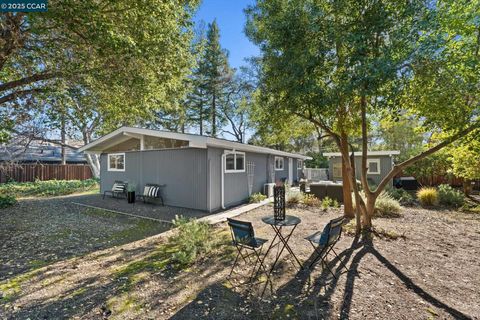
[[302, 193, 321, 207], [0, 179, 99, 197], [437, 184, 464, 208], [0, 194, 17, 209], [332, 199, 340, 208], [417, 187, 438, 207], [374, 192, 401, 217], [170, 216, 215, 266], [322, 197, 333, 209], [286, 191, 303, 206], [249, 192, 267, 203], [387, 188, 415, 206], [321, 196, 339, 209]]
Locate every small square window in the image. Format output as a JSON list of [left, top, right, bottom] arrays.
[[367, 159, 381, 174], [275, 157, 284, 171], [224, 151, 246, 173], [108, 153, 126, 171]]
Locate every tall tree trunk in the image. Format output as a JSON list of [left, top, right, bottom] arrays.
[[85, 153, 100, 178], [82, 131, 100, 178], [60, 116, 66, 165], [212, 95, 216, 137], [340, 134, 354, 218], [199, 104, 203, 135]]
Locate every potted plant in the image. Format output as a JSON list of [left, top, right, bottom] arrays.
[[127, 184, 136, 203]]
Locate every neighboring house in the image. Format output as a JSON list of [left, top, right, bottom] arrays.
[[323, 151, 400, 186], [0, 141, 86, 164], [79, 127, 310, 212]]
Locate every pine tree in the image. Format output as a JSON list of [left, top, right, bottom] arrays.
[[198, 19, 233, 137]]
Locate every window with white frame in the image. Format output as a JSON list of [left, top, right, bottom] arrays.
[[224, 151, 245, 173], [275, 156, 284, 171], [108, 153, 125, 171], [297, 160, 303, 169], [367, 158, 381, 174]]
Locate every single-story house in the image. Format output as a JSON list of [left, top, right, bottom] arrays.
[[323, 150, 400, 186], [79, 127, 310, 212]]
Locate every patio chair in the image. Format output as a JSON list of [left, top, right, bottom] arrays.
[[227, 218, 269, 284], [137, 183, 165, 206], [103, 180, 128, 199], [304, 216, 349, 277]]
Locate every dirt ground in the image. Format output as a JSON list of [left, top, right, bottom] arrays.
[[0, 195, 171, 281], [1, 201, 479, 319]]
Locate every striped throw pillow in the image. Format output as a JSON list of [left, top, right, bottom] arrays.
[[148, 186, 159, 198], [112, 183, 125, 192], [143, 186, 151, 196]]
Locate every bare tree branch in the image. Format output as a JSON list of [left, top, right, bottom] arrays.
[[0, 72, 58, 92]]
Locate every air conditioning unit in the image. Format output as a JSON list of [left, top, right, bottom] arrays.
[[263, 183, 275, 197]]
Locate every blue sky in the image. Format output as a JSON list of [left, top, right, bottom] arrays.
[[194, 0, 259, 69]]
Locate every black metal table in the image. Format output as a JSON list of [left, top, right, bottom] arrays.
[[261, 215, 302, 272]]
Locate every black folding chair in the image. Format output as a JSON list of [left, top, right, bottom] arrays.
[[305, 216, 349, 277], [227, 218, 269, 284], [103, 180, 128, 199]]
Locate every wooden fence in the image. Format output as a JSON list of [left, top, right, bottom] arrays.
[[0, 164, 93, 183]]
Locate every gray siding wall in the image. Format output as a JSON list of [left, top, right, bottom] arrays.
[[207, 148, 269, 211], [328, 155, 394, 186], [100, 148, 208, 210]]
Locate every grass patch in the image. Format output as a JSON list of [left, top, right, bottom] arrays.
[[68, 287, 87, 298], [0, 269, 40, 302], [0, 179, 99, 198], [112, 222, 231, 293], [0, 194, 17, 209], [107, 293, 141, 315], [28, 259, 48, 269]]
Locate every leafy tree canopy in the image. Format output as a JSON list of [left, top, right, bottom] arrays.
[[1, 0, 200, 135]]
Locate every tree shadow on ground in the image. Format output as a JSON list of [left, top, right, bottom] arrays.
[[344, 243, 473, 320], [0, 195, 172, 281], [2, 227, 234, 319], [170, 233, 474, 319]]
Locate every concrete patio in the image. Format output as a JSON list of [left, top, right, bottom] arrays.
[[71, 194, 210, 223]]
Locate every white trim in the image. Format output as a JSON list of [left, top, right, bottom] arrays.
[[224, 150, 246, 173], [288, 158, 293, 184], [79, 127, 311, 160], [107, 153, 126, 172], [323, 150, 400, 157], [274, 156, 284, 171], [367, 158, 381, 175], [221, 154, 226, 209]]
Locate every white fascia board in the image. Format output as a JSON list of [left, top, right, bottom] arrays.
[[78, 127, 207, 153], [79, 126, 310, 159], [206, 138, 311, 160]]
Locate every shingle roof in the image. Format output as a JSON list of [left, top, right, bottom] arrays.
[[0, 143, 87, 163]]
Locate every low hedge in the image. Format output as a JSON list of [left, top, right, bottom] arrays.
[[0, 179, 99, 197]]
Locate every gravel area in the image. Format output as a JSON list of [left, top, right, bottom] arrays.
[[1, 202, 479, 319], [72, 194, 209, 222]]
